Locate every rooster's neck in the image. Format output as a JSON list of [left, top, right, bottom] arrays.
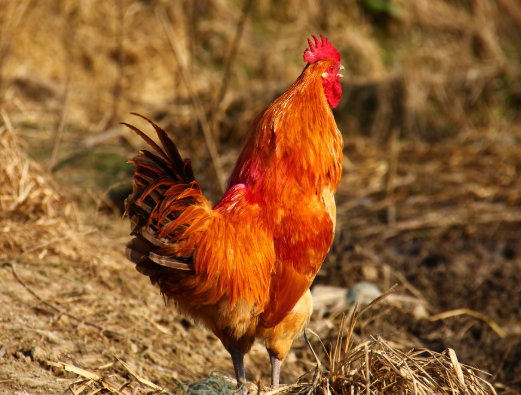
[[228, 63, 343, 200]]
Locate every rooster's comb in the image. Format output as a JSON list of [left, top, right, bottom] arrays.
[[303, 35, 341, 64]]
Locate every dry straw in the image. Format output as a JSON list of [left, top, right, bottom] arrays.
[[289, 335, 497, 395], [1, 1, 519, 392], [0, 110, 91, 260], [48, 289, 497, 395], [284, 291, 497, 395]]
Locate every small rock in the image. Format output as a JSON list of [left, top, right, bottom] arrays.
[[30, 346, 48, 363], [361, 265, 379, 281], [346, 282, 382, 308], [311, 285, 349, 317], [412, 304, 429, 320], [0, 344, 7, 358]]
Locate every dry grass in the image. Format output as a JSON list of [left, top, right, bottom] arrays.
[[335, 127, 521, 240], [0, 111, 91, 261], [2, 0, 520, 140], [288, 297, 497, 395], [45, 295, 497, 395], [292, 336, 496, 395], [1, 0, 521, 394]]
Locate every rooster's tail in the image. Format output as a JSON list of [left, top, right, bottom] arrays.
[[123, 113, 211, 278]]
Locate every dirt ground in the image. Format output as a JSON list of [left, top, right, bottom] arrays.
[[1, 125, 521, 394], [2, 0, 521, 393]]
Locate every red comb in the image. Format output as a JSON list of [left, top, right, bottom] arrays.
[[303, 35, 341, 64]]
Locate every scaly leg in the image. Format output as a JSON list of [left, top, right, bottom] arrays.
[[268, 350, 282, 389], [262, 290, 313, 389], [230, 344, 247, 393]]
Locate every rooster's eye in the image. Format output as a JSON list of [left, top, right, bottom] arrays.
[[329, 67, 334, 73]]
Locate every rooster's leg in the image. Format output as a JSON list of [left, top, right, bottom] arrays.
[[230, 344, 247, 391], [268, 350, 281, 389]]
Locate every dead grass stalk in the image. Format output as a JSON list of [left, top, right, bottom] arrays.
[[285, 293, 497, 395]]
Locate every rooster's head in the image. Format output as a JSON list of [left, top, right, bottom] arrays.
[[304, 35, 343, 109]]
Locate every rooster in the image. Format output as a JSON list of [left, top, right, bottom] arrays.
[[123, 35, 343, 390]]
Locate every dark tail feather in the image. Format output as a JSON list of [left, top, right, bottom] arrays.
[[123, 114, 198, 278], [123, 113, 195, 184]]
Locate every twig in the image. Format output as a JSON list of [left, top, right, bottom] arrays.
[[448, 348, 465, 388], [306, 328, 330, 361], [429, 308, 507, 338], [385, 128, 399, 226], [157, 6, 225, 192], [116, 357, 165, 391], [48, 361, 101, 381], [1, 106, 17, 151], [48, 79, 72, 172], [304, 329, 322, 368], [209, 0, 253, 142], [48, 361, 132, 395], [344, 302, 359, 356], [357, 284, 397, 318], [111, 0, 125, 128], [365, 344, 370, 395]]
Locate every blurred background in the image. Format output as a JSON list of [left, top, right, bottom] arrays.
[[1, 0, 521, 393]]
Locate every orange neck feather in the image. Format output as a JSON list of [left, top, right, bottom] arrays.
[[227, 60, 343, 203]]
